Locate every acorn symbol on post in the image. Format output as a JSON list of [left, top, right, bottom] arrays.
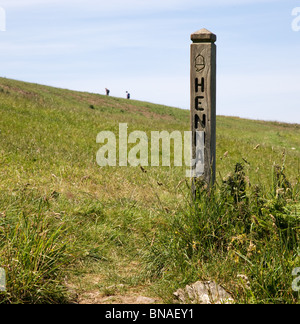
[[195, 54, 205, 72]]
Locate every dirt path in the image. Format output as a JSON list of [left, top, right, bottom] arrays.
[[67, 273, 163, 304], [77, 291, 161, 304]]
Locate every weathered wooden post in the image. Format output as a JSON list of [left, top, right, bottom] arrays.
[[190, 28, 216, 194]]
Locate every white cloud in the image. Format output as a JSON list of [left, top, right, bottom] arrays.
[[1, 0, 282, 10], [0, 42, 76, 52]]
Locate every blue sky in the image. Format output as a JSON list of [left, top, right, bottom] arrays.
[[0, 0, 300, 123]]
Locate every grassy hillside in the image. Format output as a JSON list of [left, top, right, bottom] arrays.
[[0, 77, 299, 304]]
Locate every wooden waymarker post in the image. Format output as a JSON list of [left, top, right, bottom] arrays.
[[190, 28, 216, 193]]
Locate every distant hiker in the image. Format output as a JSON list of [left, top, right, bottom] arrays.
[[126, 91, 130, 99], [105, 88, 110, 96]]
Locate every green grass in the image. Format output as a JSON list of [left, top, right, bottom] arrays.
[[142, 163, 300, 303], [0, 77, 299, 303]]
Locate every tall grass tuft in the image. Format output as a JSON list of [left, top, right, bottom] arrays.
[[0, 211, 72, 304]]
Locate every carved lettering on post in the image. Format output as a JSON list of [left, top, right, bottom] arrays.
[[190, 28, 216, 192]]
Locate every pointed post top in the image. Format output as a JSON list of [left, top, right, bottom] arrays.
[[191, 28, 217, 43]]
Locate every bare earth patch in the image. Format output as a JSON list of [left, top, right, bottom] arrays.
[[77, 291, 160, 304]]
